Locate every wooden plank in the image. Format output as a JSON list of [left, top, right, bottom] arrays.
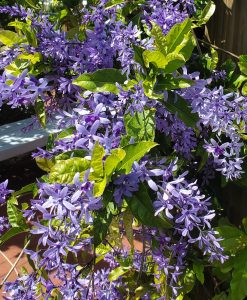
[[0, 118, 60, 161]]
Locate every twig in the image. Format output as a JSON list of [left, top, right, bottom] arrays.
[[192, 29, 202, 56], [137, 225, 146, 284], [0, 240, 30, 287], [198, 39, 239, 59], [0, 251, 18, 276]]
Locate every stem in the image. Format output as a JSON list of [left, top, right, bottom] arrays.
[[198, 39, 239, 59], [192, 29, 202, 56], [0, 251, 18, 276], [0, 240, 30, 287], [137, 225, 145, 284]]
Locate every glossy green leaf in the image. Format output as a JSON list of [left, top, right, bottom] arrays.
[[105, 0, 124, 9], [163, 53, 186, 73], [230, 249, 247, 300], [55, 127, 75, 140], [242, 217, 247, 234], [18, 52, 41, 64], [93, 208, 113, 247], [0, 30, 21, 46], [35, 157, 54, 172], [163, 92, 199, 128], [124, 109, 156, 141], [105, 148, 126, 178], [216, 225, 247, 255], [13, 182, 38, 197], [165, 19, 192, 55], [73, 69, 126, 94], [196, 0, 216, 26], [155, 75, 194, 91], [109, 266, 131, 281], [151, 23, 167, 53], [50, 157, 90, 184], [116, 141, 158, 174], [133, 45, 146, 69], [7, 196, 27, 229], [34, 98, 46, 128], [143, 50, 167, 69], [0, 227, 28, 246], [123, 208, 134, 248], [55, 149, 87, 161], [193, 262, 204, 284], [126, 184, 172, 229], [91, 141, 105, 178], [239, 55, 247, 76], [93, 175, 107, 197]]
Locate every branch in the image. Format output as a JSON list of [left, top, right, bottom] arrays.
[[0, 250, 18, 276], [0, 240, 30, 287], [198, 39, 240, 59]]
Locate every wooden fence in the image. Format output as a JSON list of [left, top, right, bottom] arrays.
[[206, 0, 247, 225], [206, 0, 247, 61]]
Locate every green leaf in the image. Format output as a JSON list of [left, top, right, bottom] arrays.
[[50, 157, 90, 184], [209, 48, 218, 71], [216, 225, 247, 255], [143, 50, 167, 69], [196, 0, 216, 26], [0, 30, 21, 46], [109, 266, 131, 281], [18, 52, 41, 64], [155, 75, 195, 91], [193, 262, 204, 284], [24, 0, 40, 9], [90, 142, 105, 178], [123, 208, 134, 248], [177, 268, 195, 298], [105, 148, 126, 178], [13, 183, 38, 197], [55, 149, 87, 161], [126, 184, 172, 229], [133, 45, 146, 70], [34, 98, 46, 128], [212, 292, 228, 300], [73, 69, 126, 94], [93, 208, 113, 247], [145, 20, 194, 72], [116, 141, 158, 174], [55, 127, 75, 140], [35, 157, 54, 172], [151, 22, 167, 53], [105, 0, 124, 9], [7, 196, 27, 229], [239, 55, 247, 76], [165, 19, 192, 55], [230, 249, 247, 300], [124, 109, 156, 141], [93, 175, 107, 197], [163, 92, 199, 128], [163, 53, 186, 73], [242, 217, 247, 234], [0, 227, 28, 246]]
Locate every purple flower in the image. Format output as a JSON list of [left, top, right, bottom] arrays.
[[113, 173, 140, 206]]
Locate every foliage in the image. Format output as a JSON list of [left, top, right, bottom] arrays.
[[0, 0, 246, 299]]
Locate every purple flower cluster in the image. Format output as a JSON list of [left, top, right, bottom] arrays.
[[0, 180, 11, 204], [0, 1, 245, 299], [0, 216, 10, 235], [144, 0, 193, 34], [179, 72, 247, 179], [0, 70, 50, 109]]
